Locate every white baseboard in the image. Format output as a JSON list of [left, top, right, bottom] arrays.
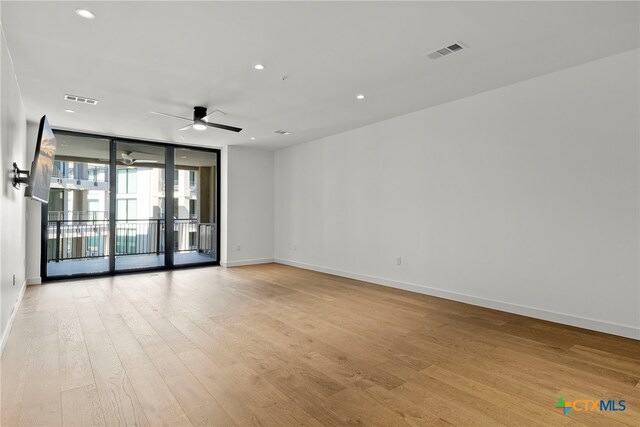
[[0, 280, 27, 356], [274, 258, 639, 340], [221, 258, 274, 268], [26, 277, 41, 285]]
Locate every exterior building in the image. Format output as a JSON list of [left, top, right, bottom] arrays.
[[48, 160, 202, 262]]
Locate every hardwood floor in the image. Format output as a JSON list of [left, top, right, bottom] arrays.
[[1, 263, 638, 426]]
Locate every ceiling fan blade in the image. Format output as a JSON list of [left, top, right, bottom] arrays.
[[178, 124, 193, 131], [202, 109, 227, 120], [151, 111, 192, 122], [206, 122, 242, 133]]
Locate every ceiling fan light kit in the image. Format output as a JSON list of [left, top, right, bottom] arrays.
[[192, 120, 207, 131]]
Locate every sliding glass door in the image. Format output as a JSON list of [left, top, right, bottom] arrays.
[[43, 131, 219, 280], [45, 134, 111, 277], [114, 141, 166, 272], [174, 148, 218, 266]]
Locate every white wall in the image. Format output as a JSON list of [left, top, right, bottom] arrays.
[[275, 49, 640, 339], [221, 145, 274, 266], [0, 20, 28, 352]]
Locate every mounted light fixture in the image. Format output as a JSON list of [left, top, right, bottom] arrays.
[[75, 9, 95, 19], [192, 120, 207, 131]]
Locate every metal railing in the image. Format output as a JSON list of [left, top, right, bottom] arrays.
[[197, 223, 216, 257], [47, 218, 216, 262], [47, 220, 110, 262], [115, 219, 165, 256], [174, 219, 197, 252]]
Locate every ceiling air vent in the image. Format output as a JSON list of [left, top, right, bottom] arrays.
[[274, 130, 291, 135], [427, 42, 465, 60], [64, 94, 99, 105]]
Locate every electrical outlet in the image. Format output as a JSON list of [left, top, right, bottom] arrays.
[[236, 245, 241, 251], [12, 274, 16, 286], [293, 245, 297, 251], [396, 257, 402, 266]]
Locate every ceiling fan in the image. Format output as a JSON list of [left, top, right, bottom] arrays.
[[151, 106, 242, 133], [120, 151, 158, 166]]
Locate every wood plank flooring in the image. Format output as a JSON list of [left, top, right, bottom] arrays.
[[1, 263, 638, 426]]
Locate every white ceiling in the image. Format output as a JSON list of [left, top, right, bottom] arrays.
[[2, 1, 638, 150]]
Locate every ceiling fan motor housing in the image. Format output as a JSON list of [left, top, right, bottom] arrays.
[[194, 106, 207, 121]]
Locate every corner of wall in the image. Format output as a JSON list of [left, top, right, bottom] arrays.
[[222, 145, 275, 267], [220, 146, 228, 264]]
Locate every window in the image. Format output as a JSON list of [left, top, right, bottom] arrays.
[[158, 172, 165, 192], [88, 199, 99, 220], [97, 166, 107, 183], [158, 197, 165, 218], [117, 168, 137, 194], [46, 130, 220, 278], [88, 165, 108, 182], [53, 161, 63, 178], [117, 169, 126, 193], [189, 199, 196, 219], [117, 199, 137, 220], [67, 163, 75, 179]]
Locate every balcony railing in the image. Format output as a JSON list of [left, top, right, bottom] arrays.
[[115, 219, 165, 256], [47, 218, 216, 262]]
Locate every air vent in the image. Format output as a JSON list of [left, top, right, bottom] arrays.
[[274, 130, 291, 135], [64, 94, 99, 105], [427, 42, 465, 60]]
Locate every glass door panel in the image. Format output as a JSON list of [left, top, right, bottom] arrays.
[[114, 141, 166, 271], [47, 133, 111, 277], [173, 148, 218, 266]]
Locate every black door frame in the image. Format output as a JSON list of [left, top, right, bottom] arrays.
[[40, 129, 221, 281]]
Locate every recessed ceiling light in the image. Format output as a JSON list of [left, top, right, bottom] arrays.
[[180, 156, 187, 159], [254, 64, 265, 70], [250, 137, 255, 140], [75, 9, 95, 19], [356, 94, 365, 100], [64, 109, 75, 113]]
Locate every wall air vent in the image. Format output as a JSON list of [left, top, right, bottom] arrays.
[[274, 130, 291, 135], [64, 94, 99, 105], [427, 42, 465, 60]]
